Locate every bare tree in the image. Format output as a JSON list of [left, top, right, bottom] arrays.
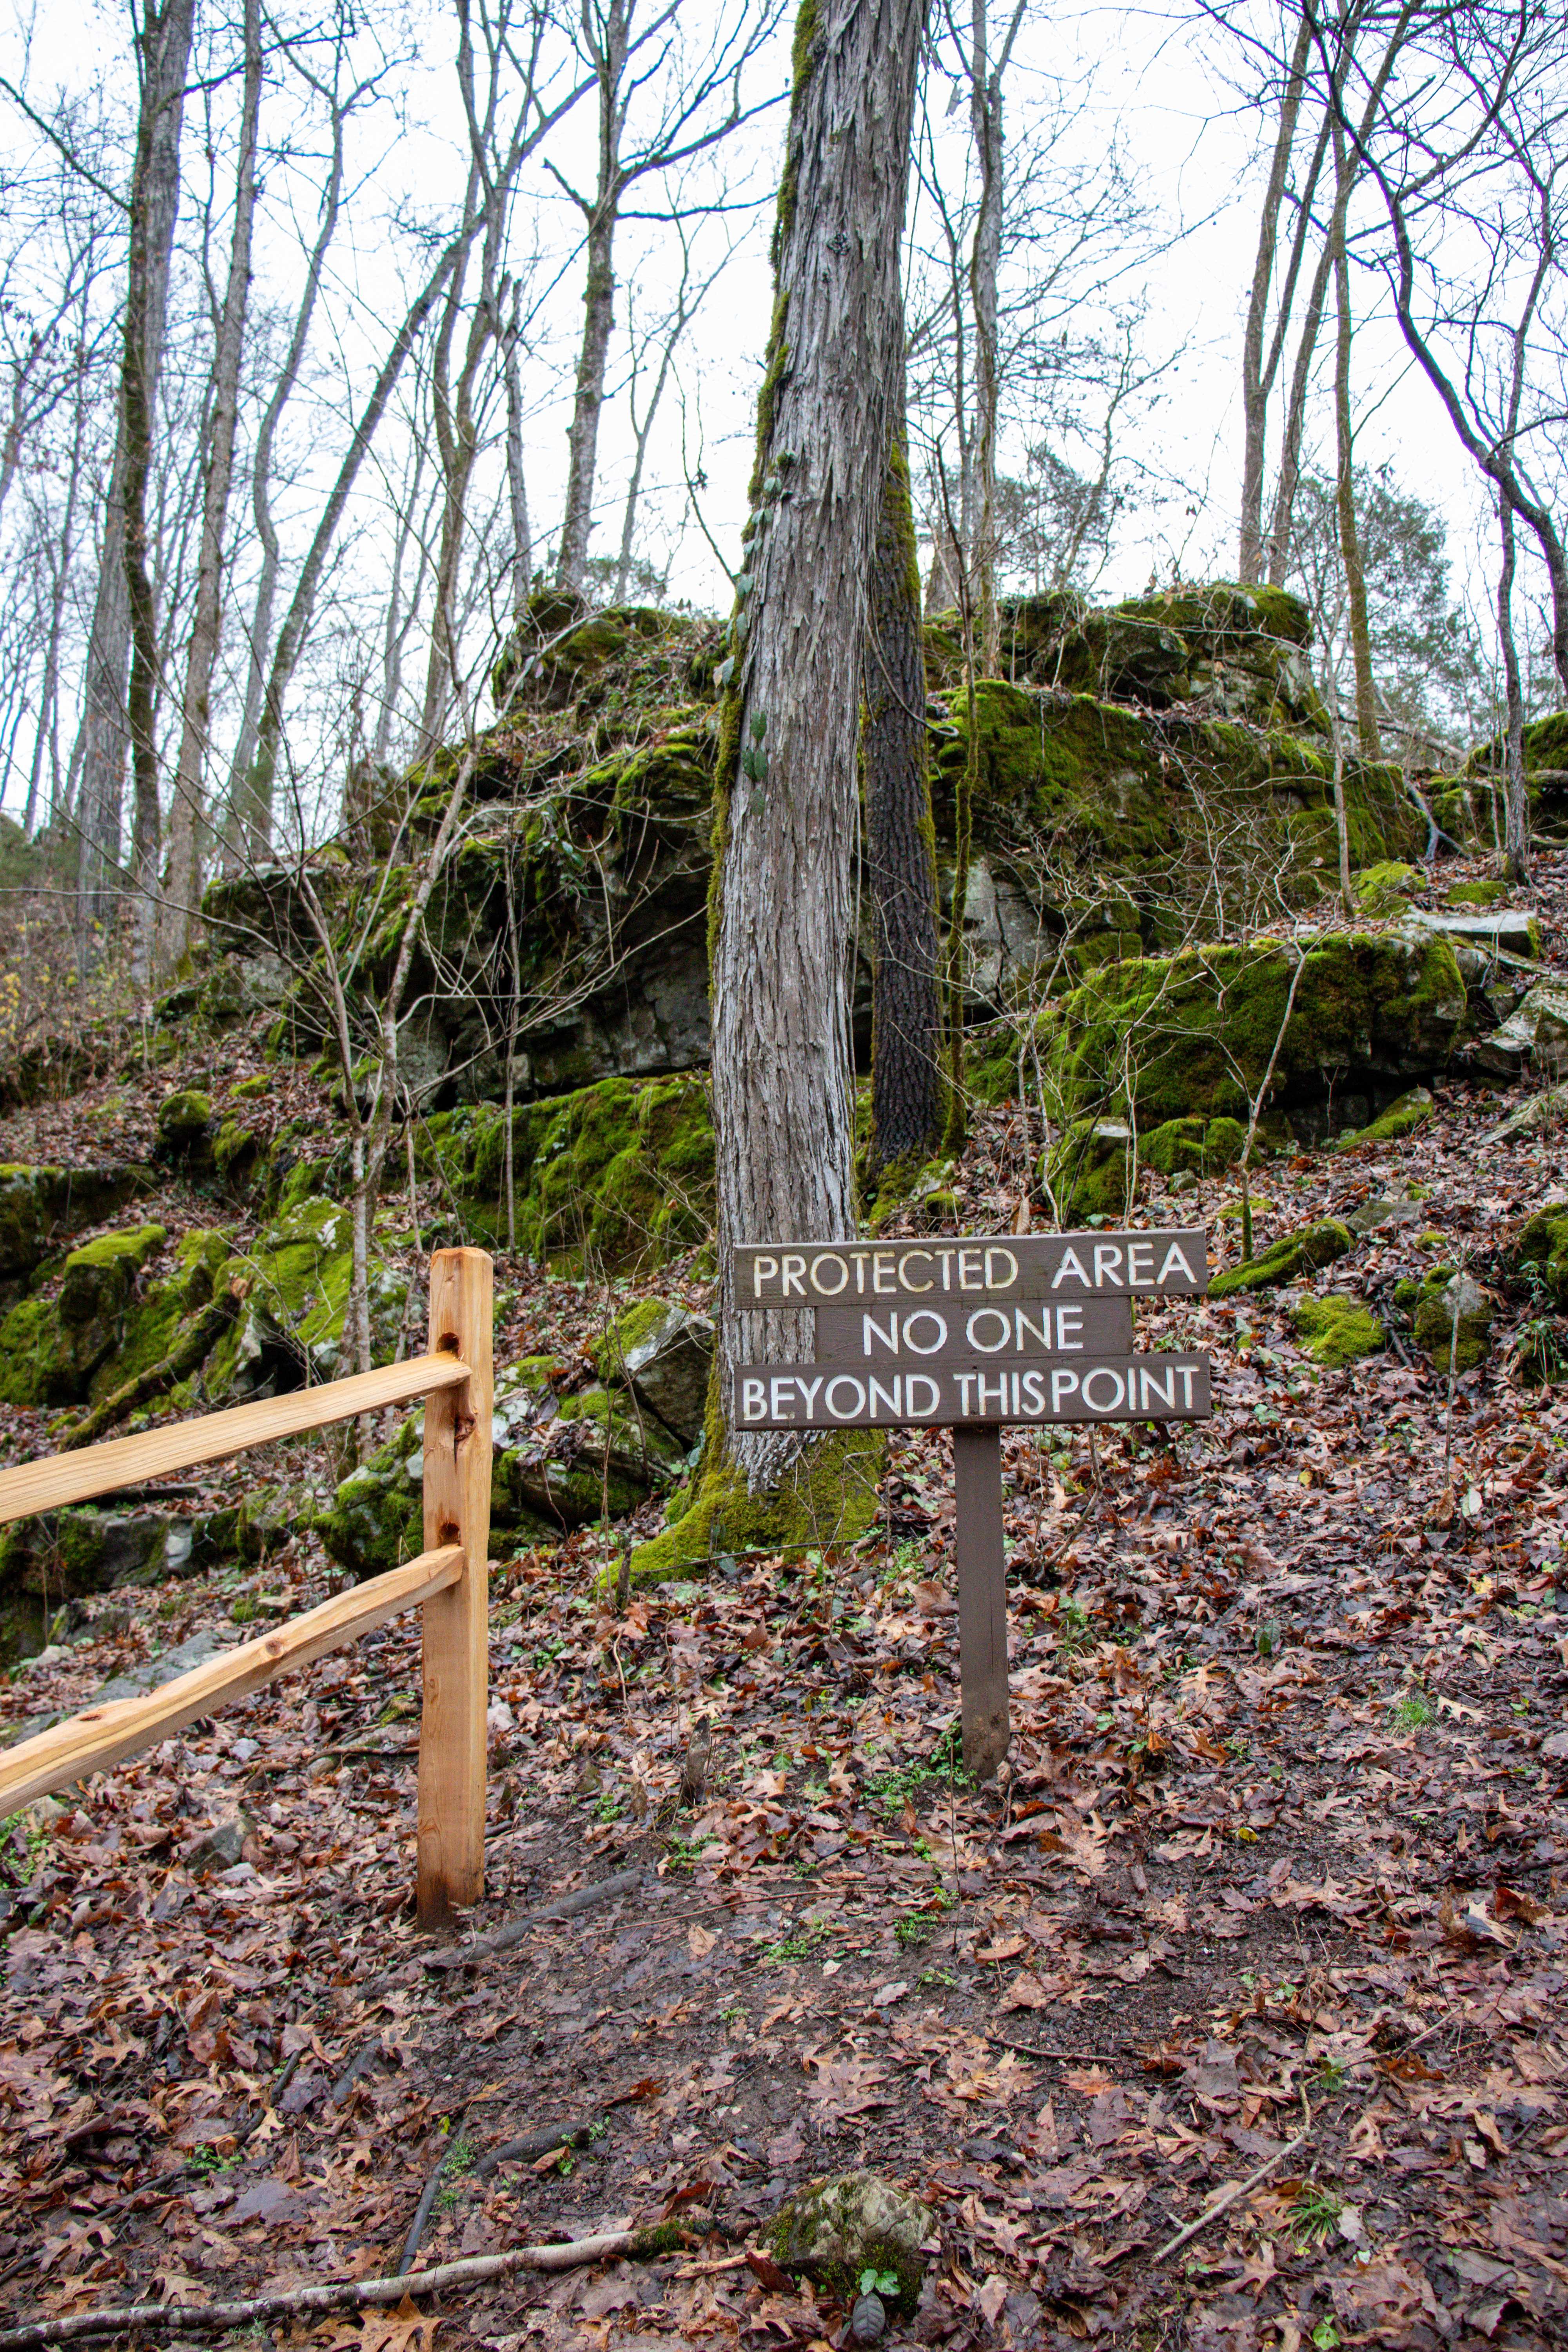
[[158, 0, 262, 978], [550, 0, 784, 595], [70, 0, 196, 958]]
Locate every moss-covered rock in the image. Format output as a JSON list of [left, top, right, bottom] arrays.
[[768, 2171, 932, 2320], [1141, 1114, 1248, 1176], [1352, 861, 1422, 915], [1046, 1118, 1131, 1223], [421, 1074, 715, 1271], [1209, 1217, 1353, 1298], [1290, 1294, 1385, 1367], [156, 1089, 213, 1159], [84, 1228, 230, 1404], [0, 1163, 151, 1280], [592, 1297, 713, 1446], [1445, 879, 1506, 908], [1042, 931, 1466, 1140], [0, 1223, 168, 1407], [1334, 1085, 1434, 1151], [1514, 1201, 1568, 1309], [1412, 1272, 1492, 1372]]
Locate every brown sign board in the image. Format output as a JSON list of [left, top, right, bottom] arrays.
[[815, 1295, 1133, 1363], [733, 1354, 1210, 1429], [731, 1231, 1208, 1307]]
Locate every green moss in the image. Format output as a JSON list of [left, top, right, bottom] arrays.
[[1208, 1217, 1353, 1298], [1142, 1114, 1248, 1176], [767, 2171, 931, 2322], [1334, 1085, 1434, 1151], [590, 1294, 676, 1384], [0, 1223, 168, 1407], [1445, 879, 1506, 907], [156, 1089, 212, 1148], [1290, 1294, 1385, 1367], [84, 1228, 230, 1403], [1041, 931, 1466, 1130], [628, 1426, 883, 1586], [0, 1163, 149, 1277], [1352, 861, 1422, 915], [1412, 1274, 1492, 1372], [1046, 1119, 1131, 1223], [1514, 1200, 1568, 1309]]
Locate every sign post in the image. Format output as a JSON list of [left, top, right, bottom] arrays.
[[727, 1229, 1211, 1777]]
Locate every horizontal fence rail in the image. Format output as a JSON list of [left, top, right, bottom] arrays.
[[0, 1545, 463, 1815], [0, 1247, 493, 1927], [0, 1349, 471, 1528]]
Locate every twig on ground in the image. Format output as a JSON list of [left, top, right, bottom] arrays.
[[0, 2224, 692, 2350], [1151, 2129, 1311, 2265], [475, 2122, 593, 2179], [397, 2128, 463, 2276], [422, 1867, 644, 1971]]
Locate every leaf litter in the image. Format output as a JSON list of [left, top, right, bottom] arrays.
[[3, 873, 1568, 2348]]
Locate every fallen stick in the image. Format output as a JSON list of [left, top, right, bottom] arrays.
[[0, 2224, 691, 2350], [423, 1868, 643, 1970], [1150, 2129, 1311, 2265]]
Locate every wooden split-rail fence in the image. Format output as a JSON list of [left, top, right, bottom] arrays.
[[0, 1247, 493, 1929]]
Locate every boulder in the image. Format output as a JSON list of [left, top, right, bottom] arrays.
[[1334, 1085, 1434, 1151], [156, 1088, 214, 1160], [1209, 1218, 1354, 1298], [0, 1163, 151, 1281], [768, 2171, 932, 2321], [1409, 1272, 1493, 1371], [1290, 1294, 1385, 1367], [594, 1298, 714, 1446], [1046, 1118, 1131, 1223], [1514, 1201, 1568, 1308], [1464, 982, 1568, 1083], [0, 1224, 168, 1407], [1037, 931, 1467, 1143], [1142, 1114, 1247, 1176]]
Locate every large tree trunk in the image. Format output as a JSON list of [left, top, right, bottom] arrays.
[[865, 344, 942, 1177], [75, 0, 195, 954], [159, 0, 262, 978], [1330, 122, 1380, 760], [1238, 5, 1314, 584], [711, 0, 927, 1485]]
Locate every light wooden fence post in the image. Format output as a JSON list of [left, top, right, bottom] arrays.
[[417, 1247, 493, 1929]]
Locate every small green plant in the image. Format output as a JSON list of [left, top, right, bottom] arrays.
[[436, 2133, 476, 2209], [1390, 1689, 1432, 1731], [229, 1595, 260, 1624], [1314, 2054, 1348, 2092], [917, 1966, 956, 1989], [1055, 1595, 1093, 1659], [663, 1832, 700, 1873], [1311, 2321, 1341, 2350], [1291, 2182, 1344, 2249], [858, 2267, 900, 2299], [189, 2142, 240, 2177], [0, 1810, 49, 1885], [721, 2005, 745, 2025], [592, 1788, 626, 1823], [587, 2118, 606, 2141], [895, 1914, 932, 1949], [764, 1918, 831, 1964]]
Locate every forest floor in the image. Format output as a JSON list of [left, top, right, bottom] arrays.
[[3, 869, 1568, 2352]]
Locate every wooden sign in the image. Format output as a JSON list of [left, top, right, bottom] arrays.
[[735, 1354, 1209, 1428], [726, 1228, 1211, 1783], [732, 1230, 1207, 1306], [814, 1294, 1133, 1362]]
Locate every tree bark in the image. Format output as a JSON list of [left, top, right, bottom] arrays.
[[158, 0, 262, 978], [865, 343, 942, 1177], [967, 0, 1008, 671], [1330, 122, 1379, 761], [221, 81, 347, 866], [1238, 5, 1315, 584], [503, 294, 533, 623], [711, 0, 927, 1481], [556, 0, 630, 595], [74, 0, 195, 954], [1497, 499, 1528, 882]]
